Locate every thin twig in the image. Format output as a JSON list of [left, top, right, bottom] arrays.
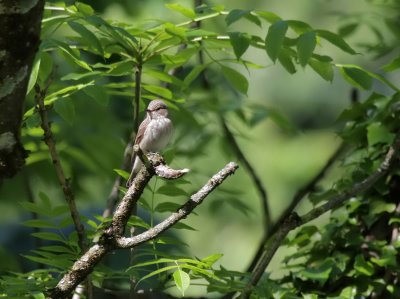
[[246, 143, 345, 273], [239, 136, 400, 298], [48, 156, 237, 299], [220, 118, 271, 231], [36, 84, 92, 299], [35, 84, 87, 252]]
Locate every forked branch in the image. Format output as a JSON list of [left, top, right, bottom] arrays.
[[48, 152, 238, 299]]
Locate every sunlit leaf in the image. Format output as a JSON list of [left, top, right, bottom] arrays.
[[382, 56, 400, 72], [367, 122, 395, 146], [287, 20, 312, 34], [27, 56, 41, 94], [173, 269, 190, 296], [165, 3, 196, 19], [113, 168, 130, 180], [354, 254, 375, 276]]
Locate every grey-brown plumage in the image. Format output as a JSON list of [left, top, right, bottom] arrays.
[[126, 100, 173, 186]]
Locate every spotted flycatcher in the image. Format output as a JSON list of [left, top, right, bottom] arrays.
[[126, 99, 173, 186]]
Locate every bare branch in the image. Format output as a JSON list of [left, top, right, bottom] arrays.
[[35, 85, 87, 253], [220, 118, 271, 230], [240, 136, 400, 299], [48, 155, 237, 299], [115, 162, 238, 248]]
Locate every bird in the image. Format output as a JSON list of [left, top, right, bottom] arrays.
[[126, 99, 173, 187]]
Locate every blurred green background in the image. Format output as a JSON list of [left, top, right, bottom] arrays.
[[1, 0, 399, 296]]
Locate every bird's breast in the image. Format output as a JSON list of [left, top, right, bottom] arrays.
[[140, 117, 173, 152]]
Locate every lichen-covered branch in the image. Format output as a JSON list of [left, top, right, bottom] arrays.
[[0, 0, 45, 181], [240, 136, 400, 299], [115, 162, 237, 248], [48, 156, 238, 299]]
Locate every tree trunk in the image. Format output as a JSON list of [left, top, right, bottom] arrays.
[[0, 0, 45, 182]]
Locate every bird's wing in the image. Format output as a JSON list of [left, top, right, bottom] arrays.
[[127, 117, 150, 187], [134, 116, 150, 146]]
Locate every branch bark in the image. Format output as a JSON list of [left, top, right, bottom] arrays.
[[48, 155, 238, 299], [239, 136, 400, 299], [0, 0, 45, 181], [36, 85, 87, 253]]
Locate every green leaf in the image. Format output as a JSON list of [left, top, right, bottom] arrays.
[[23, 219, 58, 229], [221, 65, 248, 95], [172, 222, 197, 231], [338, 23, 359, 37], [183, 64, 207, 88], [83, 85, 109, 106], [244, 14, 262, 27], [26, 112, 42, 128], [75, 2, 94, 16], [367, 122, 395, 146], [255, 11, 281, 23], [31, 232, 65, 243], [300, 258, 334, 285], [144, 68, 182, 86], [316, 30, 357, 55], [165, 3, 196, 19], [297, 31, 316, 67], [61, 71, 102, 81], [225, 9, 250, 26], [154, 202, 182, 213], [202, 253, 223, 266], [27, 55, 41, 94], [38, 51, 53, 84], [278, 49, 296, 74], [287, 20, 313, 34], [68, 21, 103, 55], [143, 85, 173, 99], [265, 20, 289, 62], [113, 168, 130, 180], [382, 56, 400, 72], [369, 199, 396, 215], [229, 32, 251, 59], [173, 269, 190, 296], [54, 98, 75, 125], [20, 202, 53, 217], [128, 216, 150, 229], [309, 57, 333, 82], [354, 254, 375, 276], [54, 41, 92, 71], [164, 23, 187, 40], [157, 185, 188, 196], [339, 65, 373, 90], [32, 292, 46, 299]]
